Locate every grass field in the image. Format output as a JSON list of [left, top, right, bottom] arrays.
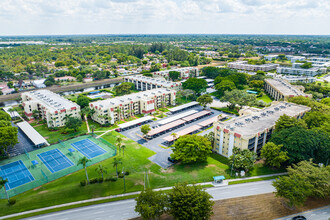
[[0, 131, 284, 217], [257, 94, 273, 103]]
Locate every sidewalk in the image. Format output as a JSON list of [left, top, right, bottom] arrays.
[[0, 173, 286, 220]]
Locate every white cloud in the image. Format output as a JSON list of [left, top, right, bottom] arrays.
[[0, 0, 329, 35]]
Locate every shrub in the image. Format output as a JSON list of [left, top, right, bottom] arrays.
[[125, 171, 130, 176], [105, 176, 118, 182], [98, 177, 104, 183], [80, 180, 87, 186], [8, 198, 16, 205], [90, 178, 98, 184], [118, 173, 124, 178]]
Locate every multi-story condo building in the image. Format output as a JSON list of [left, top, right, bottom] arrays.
[[124, 75, 182, 91], [89, 88, 176, 125], [270, 74, 316, 83], [263, 55, 278, 61], [228, 61, 279, 72], [152, 67, 199, 79], [286, 55, 306, 63], [276, 66, 326, 76], [213, 102, 310, 157], [307, 57, 330, 63], [21, 90, 81, 127], [264, 78, 311, 101]]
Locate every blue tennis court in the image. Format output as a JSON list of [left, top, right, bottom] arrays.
[[0, 160, 34, 190], [71, 139, 106, 159], [37, 149, 74, 173]]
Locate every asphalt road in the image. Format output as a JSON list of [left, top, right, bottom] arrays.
[[26, 180, 276, 220], [276, 205, 330, 220]]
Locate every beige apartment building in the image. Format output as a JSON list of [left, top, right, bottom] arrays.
[[89, 88, 176, 125], [228, 61, 279, 72], [213, 102, 310, 157], [21, 90, 81, 127], [264, 78, 311, 101], [124, 75, 182, 91], [152, 67, 199, 79]]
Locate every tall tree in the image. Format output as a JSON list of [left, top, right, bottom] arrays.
[[260, 142, 289, 168], [215, 80, 236, 96], [197, 94, 213, 109], [95, 164, 107, 179], [275, 114, 307, 132], [171, 135, 212, 163], [65, 117, 83, 132], [135, 188, 168, 220], [77, 96, 90, 108], [220, 89, 257, 109], [141, 124, 151, 136], [182, 78, 207, 96], [168, 183, 214, 220], [77, 157, 91, 184], [169, 71, 180, 81], [229, 147, 256, 174], [0, 177, 9, 203], [112, 158, 122, 177]]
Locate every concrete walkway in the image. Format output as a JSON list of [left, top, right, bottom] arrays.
[[0, 173, 286, 220]]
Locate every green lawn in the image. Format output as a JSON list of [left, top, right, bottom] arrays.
[[257, 94, 273, 103], [0, 131, 284, 217], [33, 122, 88, 144]]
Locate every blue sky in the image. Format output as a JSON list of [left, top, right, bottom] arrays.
[[1, 0, 329, 35]]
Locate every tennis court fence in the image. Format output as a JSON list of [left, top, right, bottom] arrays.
[[0, 135, 116, 199]]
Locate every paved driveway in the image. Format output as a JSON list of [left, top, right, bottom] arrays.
[[120, 106, 230, 168]]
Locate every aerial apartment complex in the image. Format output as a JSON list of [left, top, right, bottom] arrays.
[[213, 102, 310, 157], [152, 67, 199, 79], [276, 65, 326, 76], [228, 61, 279, 72], [264, 78, 311, 101], [21, 90, 81, 128], [89, 88, 176, 125], [124, 75, 182, 91]]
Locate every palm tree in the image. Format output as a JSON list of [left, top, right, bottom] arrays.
[[64, 113, 73, 122], [90, 125, 96, 134], [89, 108, 96, 117], [121, 144, 126, 157], [0, 177, 9, 203], [116, 136, 123, 155], [112, 158, 122, 177], [115, 108, 121, 120], [95, 164, 107, 179], [77, 157, 91, 184]]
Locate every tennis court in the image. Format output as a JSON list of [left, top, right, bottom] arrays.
[[0, 160, 34, 190], [71, 139, 106, 159], [37, 148, 74, 173]]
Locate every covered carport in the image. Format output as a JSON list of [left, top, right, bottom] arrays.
[[17, 121, 49, 147], [146, 119, 186, 139], [116, 116, 153, 132], [163, 124, 202, 146]]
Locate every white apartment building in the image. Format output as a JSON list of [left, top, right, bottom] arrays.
[[152, 67, 199, 79], [286, 55, 306, 63], [264, 78, 311, 101], [89, 88, 176, 125], [124, 75, 182, 91], [267, 74, 316, 83], [213, 102, 310, 157], [228, 61, 279, 72], [21, 90, 81, 128], [276, 66, 326, 76], [263, 55, 278, 61]]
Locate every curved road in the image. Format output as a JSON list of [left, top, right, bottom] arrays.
[[26, 180, 275, 220]]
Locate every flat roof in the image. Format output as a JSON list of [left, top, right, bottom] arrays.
[[125, 75, 180, 87], [169, 102, 199, 113], [163, 124, 201, 142], [265, 79, 306, 97], [158, 110, 198, 125], [3, 107, 20, 118], [17, 121, 48, 146], [148, 119, 186, 136], [182, 110, 211, 122], [197, 116, 219, 127], [217, 102, 310, 138], [118, 116, 153, 129], [91, 88, 173, 109], [24, 90, 79, 112]]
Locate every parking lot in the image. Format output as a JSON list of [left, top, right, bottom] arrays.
[[120, 105, 228, 168]]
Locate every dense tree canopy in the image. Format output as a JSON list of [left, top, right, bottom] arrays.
[[114, 82, 135, 96], [197, 94, 213, 108], [270, 127, 330, 165], [171, 135, 212, 163], [229, 147, 257, 174], [260, 142, 289, 168], [182, 78, 207, 95]]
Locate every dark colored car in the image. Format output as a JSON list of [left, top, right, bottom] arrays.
[[168, 157, 178, 163], [292, 216, 307, 220]]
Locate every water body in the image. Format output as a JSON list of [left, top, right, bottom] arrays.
[[0, 82, 120, 107]]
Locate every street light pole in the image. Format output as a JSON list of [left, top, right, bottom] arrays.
[[122, 168, 126, 192]]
